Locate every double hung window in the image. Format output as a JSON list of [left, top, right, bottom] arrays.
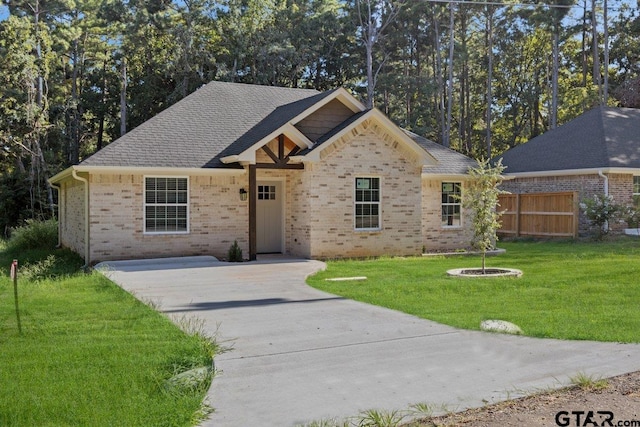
[[441, 182, 461, 227], [355, 177, 380, 230], [144, 177, 189, 233]]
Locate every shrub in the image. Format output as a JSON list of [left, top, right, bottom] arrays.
[[580, 194, 624, 237], [7, 219, 58, 251], [624, 205, 640, 229], [227, 240, 243, 262]]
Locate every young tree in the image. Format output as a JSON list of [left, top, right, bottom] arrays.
[[462, 158, 507, 273]]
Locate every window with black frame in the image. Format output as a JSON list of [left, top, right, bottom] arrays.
[[355, 177, 380, 230], [441, 182, 461, 227], [144, 177, 188, 233]]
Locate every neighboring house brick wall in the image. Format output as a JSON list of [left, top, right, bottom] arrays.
[[60, 178, 86, 257], [295, 99, 355, 141], [500, 173, 634, 234], [421, 179, 473, 251], [87, 173, 249, 262], [305, 125, 423, 258]]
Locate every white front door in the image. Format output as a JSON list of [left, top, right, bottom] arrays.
[[256, 181, 283, 253]]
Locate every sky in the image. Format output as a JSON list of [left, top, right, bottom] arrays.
[[0, 4, 8, 21]]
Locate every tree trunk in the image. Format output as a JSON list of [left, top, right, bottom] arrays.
[[551, 30, 559, 129], [603, 0, 609, 104], [366, 32, 375, 109], [97, 52, 108, 151], [582, 0, 588, 88], [445, 3, 454, 149], [70, 37, 80, 165], [486, 7, 494, 159], [434, 11, 445, 145], [120, 58, 127, 136], [591, 0, 602, 101]]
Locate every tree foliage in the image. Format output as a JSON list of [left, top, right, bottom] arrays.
[[462, 158, 507, 273], [1, 0, 639, 230]]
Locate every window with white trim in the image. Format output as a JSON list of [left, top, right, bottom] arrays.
[[355, 177, 380, 230], [441, 182, 461, 227], [144, 177, 188, 233], [634, 176, 640, 207]]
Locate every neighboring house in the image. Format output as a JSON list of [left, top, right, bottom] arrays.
[[49, 81, 475, 263], [497, 106, 640, 234]]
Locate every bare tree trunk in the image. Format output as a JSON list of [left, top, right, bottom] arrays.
[[485, 7, 494, 159], [551, 30, 559, 129], [458, 9, 471, 154], [32, 0, 55, 217], [97, 51, 108, 151], [366, 35, 375, 109], [434, 11, 445, 145], [120, 58, 127, 136], [603, 0, 609, 104], [70, 37, 80, 165], [445, 3, 455, 148], [356, 0, 403, 109], [582, 0, 588, 88], [592, 0, 602, 102]]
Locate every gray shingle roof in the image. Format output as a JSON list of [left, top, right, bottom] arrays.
[[81, 81, 333, 168], [79, 80, 476, 174], [404, 130, 477, 175], [497, 106, 640, 174]]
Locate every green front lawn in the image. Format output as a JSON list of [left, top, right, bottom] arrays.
[[307, 239, 640, 343], [0, 244, 215, 426]]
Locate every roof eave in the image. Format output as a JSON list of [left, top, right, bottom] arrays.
[[50, 165, 246, 182], [504, 167, 640, 178], [421, 172, 471, 180]]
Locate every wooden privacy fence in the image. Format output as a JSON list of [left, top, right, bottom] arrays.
[[498, 192, 579, 238]]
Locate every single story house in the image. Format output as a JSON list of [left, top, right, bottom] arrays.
[[49, 81, 476, 263], [497, 106, 640, 234]]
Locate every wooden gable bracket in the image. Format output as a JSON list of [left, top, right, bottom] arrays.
[[257, 135, 304, 170]]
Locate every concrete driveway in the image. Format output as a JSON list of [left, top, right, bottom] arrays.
[[99, 256, 640, 427]]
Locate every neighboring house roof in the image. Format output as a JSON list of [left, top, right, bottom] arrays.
[[497, 106, 640, 174], [50, 81, 474, 182]]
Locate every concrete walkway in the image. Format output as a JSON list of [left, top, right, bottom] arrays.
[[98, 256, 640, 427]]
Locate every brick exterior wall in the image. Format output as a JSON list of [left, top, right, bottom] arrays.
[[60, 121, 474, 262], [500, 173, 634, 235], [86, 173, 249, 262], [422, 179, 473, 251], [304, 123, 424, 258], [60, 178, 86, 256]]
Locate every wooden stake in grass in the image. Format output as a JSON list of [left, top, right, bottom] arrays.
[[11, 259, 22, 334]]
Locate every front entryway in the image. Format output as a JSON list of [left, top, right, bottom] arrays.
[[256, 181, 283, 253]]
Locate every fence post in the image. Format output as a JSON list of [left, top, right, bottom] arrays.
[[515, 193, 521, 237], [573, 191, 580, 238], [11, 259, 22, 334]]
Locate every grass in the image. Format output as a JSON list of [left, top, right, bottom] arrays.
[[0, 242, 215, 426], [570, 372, 609, 391], [307, 238, 640, 343]]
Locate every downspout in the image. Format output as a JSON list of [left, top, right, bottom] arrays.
[[49, 183, 62, 248], [598, 170, 609, 197], [71, 169, 90, 268], [598, 170, 609, 232]]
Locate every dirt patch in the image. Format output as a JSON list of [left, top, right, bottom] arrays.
[[409, 371, 640, 427]]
